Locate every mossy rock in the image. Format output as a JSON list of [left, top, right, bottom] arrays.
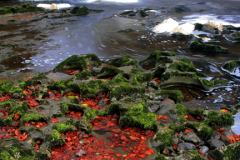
[[189, 40, 229, 53], [110, 84, 145, 99], [99, 65, 123, 77], [52, 122, 76, 133], [0, 81, 22, 94], [20, 113, 47, 126], [139, 50, 176, 66], [204, 111, 234, 127], [59, 102, 86, 115], [50, 79, 74, 91], [76, 6, 89, 15], [54, 53, 101, 71], [138, 10, 149, 17], [222, 60, 240, 73], [119, 10, 135, 16], [119, 103, 157, 131], [84, 108, 97, 121], [172, 5, 190, 12], [209, 142, 240, 160], [75, 70, 91, 80], [157, 90, 184, 103], [46, 129, 65, 148], [154, 130, 174, 151], [78, 80, 109, 98], [195, 23, 204, 30]]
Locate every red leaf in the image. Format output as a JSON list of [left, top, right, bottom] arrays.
[[35, 145, 39, 150]]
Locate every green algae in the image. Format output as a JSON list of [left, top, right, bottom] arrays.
[[108, 74, 129, 85], [158, 90, 184, 103], [119, 103, 157, 131], [190, 40, 229, 53], [75, 70, 91, 80], [84, 108, 97, 121], [161, 71, 199, 81], [205, 111, 234, 127], [110, 84, 145, 99], [155, 130, 174, 151], [20, 113, 46, 126], [139, 50, 176, 66], [122, 59, 137, 67], [47, 129, 65, 148]]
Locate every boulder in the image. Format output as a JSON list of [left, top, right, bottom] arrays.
[[178, 142, 196, 150], [182, 132, 201, 144], [207, 139, 225, 149]]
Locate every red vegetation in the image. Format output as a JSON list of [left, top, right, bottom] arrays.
[[24, 121, 47, 129], [66, 110, 83, 120], [0, 93, 11, 102], [0, 124, 28, 141]]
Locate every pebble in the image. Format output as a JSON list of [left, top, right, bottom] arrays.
[[199, 146, 209, 154]]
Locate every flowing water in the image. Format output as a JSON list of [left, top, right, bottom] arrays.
[[1, 0, 240, 133]]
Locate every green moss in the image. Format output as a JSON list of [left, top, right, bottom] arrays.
[[110, 84, 145, 99], [169, 61, 197, 72], [169, 124, 186, 133], [76, 6, 89, 15], [174, 7, 185, 12], [155, 130, 174, 151], [9, 102, 29, 115], [70, 98, 79, 104], [155, 152, 165, 160], [139, 10, 148, 17], [84, 108, 97, 121], [195, 23, 203, 30], [122, 59, 137, 67], [98, 104, 123, 116], [158, 90, 184, 103], [202, 79, 214, 87], [233, 104, 240, 115], [0, 149, 11, 159], [190, 40, 229, 53], [78, 80, 109, 98], [99, 65, 122, 75], [86, 124, 93, 133], [153, 66, 166, 77], [197, 126, 214, 141], [223, 142, 240, 160], [20, 113, 46, 125], [75, 70, 91, 80], [0, 114, 14, 126], [119, 103, 157, 130], [222, 60, 240, 72], [47, 129, 65, 148], [50, 79, 73, 91], [213, 79, 228, 85], [42, 92, 49, 99], [53, 123, 74, 133], [205, 111, 234, 127], [108, 74, 129, 85], [119, 10, 135, 16], [140, 50, 176, 65], [59, 102, 85, 114], [0, 81, 14, 94], [70, 7, 79, 14], [181, 57, 191, 64], [161, 71, 199, 81], [123, 97, 135, 103]]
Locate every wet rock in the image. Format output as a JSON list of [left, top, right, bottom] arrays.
[[12, 92, 22, 99], [149, 81, 159, 89], [199, 146, 209, 155], [222, 131, 233, 137], [207, 139, 225, 149], [173, 135, 180, 144], [151, 139, 163, 149], [148, 104, 160, 113], [97, 98, 106, 107], [220, 135, 230, 145], [159, 104, 176, 115], [182, 132, 201, 144], [177, 132, 183, 139], [213, 131, 221, 140], [162, 148, 170, 156], [160, 97, 175, 108], [178, 142, 196, 150]]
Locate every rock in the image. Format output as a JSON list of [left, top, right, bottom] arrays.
[[222, 131, 233, 137], [182, 132, 201, 144], [76, 149, 86, 157], [149, 81, 159, 89], [159, 97, 175, 108], [214, 131, 221, 140], [30, 86, 36, 91], [162, 148, 170, 156], [220, 135, 230, 145], [159, 104, 176, 115], [199, 146, 209, 155], [177, 146, 185, 152], [151, 139, 163, 149], [209, 142, 240, 160], [173, 135, 180, 144], [12, 92, 22, 99], [178, 142, 196, 150], [97, 98, 106, 106], [207, 139, 225, 149], [148, 104, 160, 113], [177, 132, 183, 139]]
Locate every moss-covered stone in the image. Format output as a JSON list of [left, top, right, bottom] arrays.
[[110, 84, 145, 99], [50, 79, 74, 91], [84, 108, 97, 121], [59, 102, 85, 115], [205, 111, 234, 127], [75, 70, 91, 80], [47, 129, 65, 148], [222, 60, 240, 73], [53, 122, 75, 133], [99, 65, 123, 75], [197, 125, 214, 141], [54, 54, 101, 71], [119, 103, 157, 130], [76, 6, 89, 15], [195, 23, 203, 30], [20, 113, 46, 126], [157, 90, 184, 103], [214, 79, 228, 85], [9, 102, 29, 115], [0, 81, 22, 94], [190, 40, 229, 53], [155, 130, 174, 151], [139, 10, 149, 17], [0, 114, 14, 126], [139, 50, 176, 66], [119, 10, 135, 16]]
